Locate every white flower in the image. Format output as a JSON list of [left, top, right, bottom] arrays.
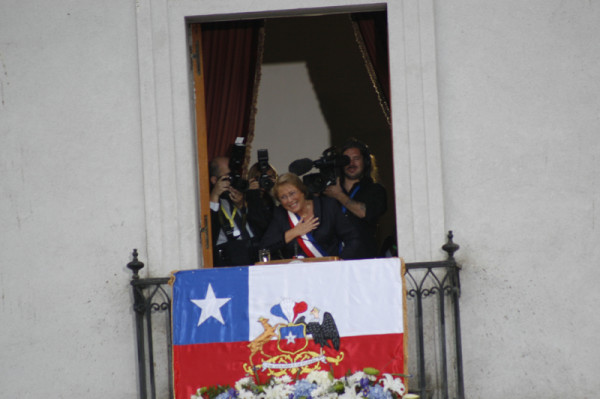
[[345, 370, 369, 387], [237, 390, 256, 399], [194, 368, 405, 398], [311, 385, 332, 398], [271, 375, 293, 385], [316, 393, 341, 399], [234, 376, 254, 391], [263, 382, 293, 399], [337, 389, 361, 399], [381, 373, 406, 396], [306, 370, 332, 387]]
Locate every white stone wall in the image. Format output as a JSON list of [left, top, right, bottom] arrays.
[[1, 0, 599, 398], [435, 1, 600, 397], [0, 0, 145, 397]]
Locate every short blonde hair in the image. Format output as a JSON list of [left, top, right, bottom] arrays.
[[272, 173, 309, 201]]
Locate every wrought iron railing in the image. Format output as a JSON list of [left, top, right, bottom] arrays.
[[404, 231, 464, 399], [128, 250, 173, 399], [127, 231, 464, 399]]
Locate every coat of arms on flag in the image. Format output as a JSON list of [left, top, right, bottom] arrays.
[[243, 299, 344, 377], [172, 258, 406, 399]]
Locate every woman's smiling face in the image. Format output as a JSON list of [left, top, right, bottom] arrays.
[[277, 183, 306, 214]]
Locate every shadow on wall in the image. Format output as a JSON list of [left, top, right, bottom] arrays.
[[263, 14, 396, 252]]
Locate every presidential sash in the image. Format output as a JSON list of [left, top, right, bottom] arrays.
[[287, 211, 327, 258]]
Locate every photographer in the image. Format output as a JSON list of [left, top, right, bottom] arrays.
[[245, 154, 278, 241], [209, 156, 257, 267], [323, 139, 387, 258]]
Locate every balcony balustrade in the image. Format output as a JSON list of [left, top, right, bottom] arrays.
[[127, 231, 463, 399]]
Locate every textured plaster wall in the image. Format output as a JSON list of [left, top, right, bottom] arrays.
[[0, 0, 145, 397], [435, 1, 600, 397], [2, 0, 599, 397]]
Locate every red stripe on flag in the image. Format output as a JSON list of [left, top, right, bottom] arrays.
[[173, 333, 404, 398], [334, 333, 404, 378], [174, 341, 251, 399]]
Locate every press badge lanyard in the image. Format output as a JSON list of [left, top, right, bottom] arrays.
[[220, 205, 241, 240], [221, 206, 237, 226], [341, 184, 360, 214]]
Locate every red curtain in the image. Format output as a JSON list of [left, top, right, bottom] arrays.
[[351, 12, 390, 124], [201, 20, 265, 164]]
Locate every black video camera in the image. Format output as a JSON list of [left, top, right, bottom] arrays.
[[257, 149, 274, 191], [228, 140, 249, 192], [301, 147, 350, 194]]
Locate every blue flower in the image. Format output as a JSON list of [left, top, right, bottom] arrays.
[[366, 385, 392, 399], [359, 377, 371, 390], [214, 388, 238, 399], [291, 379, 316, 399]]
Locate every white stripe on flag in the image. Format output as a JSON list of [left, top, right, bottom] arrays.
[[248, 258, 404, 339]]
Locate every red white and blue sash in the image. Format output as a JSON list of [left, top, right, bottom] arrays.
[[287, 211, 327, 258]]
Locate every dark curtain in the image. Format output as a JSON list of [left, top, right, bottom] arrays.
[[351, 12, 390, 124], [202, 20, 265, 165]]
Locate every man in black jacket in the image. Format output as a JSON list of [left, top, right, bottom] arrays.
[[209, 156, 257, 267], [323, 139, 387, 258]]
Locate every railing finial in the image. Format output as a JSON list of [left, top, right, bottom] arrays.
[[127, 249, 145, 279], [442, 231, 459, 260]]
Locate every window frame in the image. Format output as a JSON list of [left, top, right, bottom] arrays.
[[135, 0, 445, 274]]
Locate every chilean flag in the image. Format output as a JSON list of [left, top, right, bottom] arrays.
[[172, 258, 406, 398]]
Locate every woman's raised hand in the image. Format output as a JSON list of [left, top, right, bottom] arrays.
[[295, 215, 319, 236]]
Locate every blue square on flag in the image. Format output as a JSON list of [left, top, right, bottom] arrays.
[[173, 267, 249, 345]]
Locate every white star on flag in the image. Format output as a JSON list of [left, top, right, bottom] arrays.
[[190, 283, 231, 326], [285, 330, 297, 344]]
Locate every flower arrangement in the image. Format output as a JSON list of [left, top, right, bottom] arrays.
[[191, 368, 408, 399]]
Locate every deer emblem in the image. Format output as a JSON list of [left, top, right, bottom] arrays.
[[248, 317, 284, 363]]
